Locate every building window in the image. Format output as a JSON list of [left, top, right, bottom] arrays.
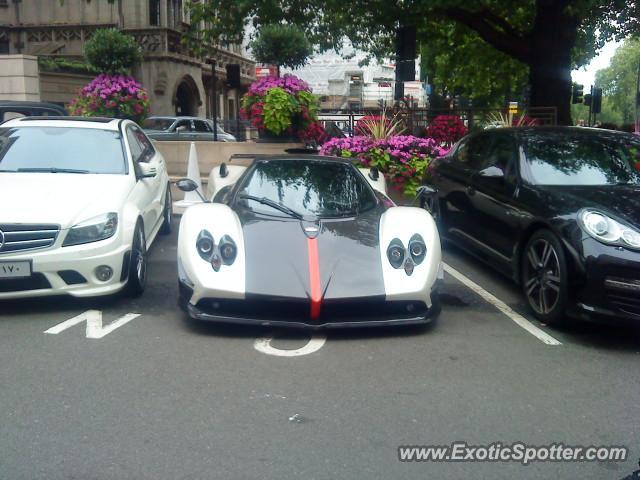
[[0, 39, 8, 54], [167, 0, 183, 28], [149, 0, 161, 26]]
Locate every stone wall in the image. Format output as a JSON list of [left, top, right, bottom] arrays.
[[0, 55, 40, 101]]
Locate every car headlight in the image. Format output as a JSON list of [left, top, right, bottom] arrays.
[[579, 209, 640, 249], [63, 213, 118, 247]]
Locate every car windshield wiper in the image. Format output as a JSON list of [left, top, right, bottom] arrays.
[[16, 167, 90, 174], [238, 193, 304, 220]]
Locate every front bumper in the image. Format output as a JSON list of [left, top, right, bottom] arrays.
[[0, 239, 130, 300], [571, 238, 640, 322], [180, 281, 441, 329]]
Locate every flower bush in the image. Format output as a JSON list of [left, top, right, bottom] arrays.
[[241, 74, 319, 137], [426, 115, 468, 146], [68, 74, 150, 123], [321, 135, 446, 196]]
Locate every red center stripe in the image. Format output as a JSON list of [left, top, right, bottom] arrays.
[[307, 238, 322, 320]]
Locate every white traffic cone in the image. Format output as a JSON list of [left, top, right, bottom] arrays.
[[174, 142, 205, 210]]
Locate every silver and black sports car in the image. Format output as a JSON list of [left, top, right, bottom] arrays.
[[176, 154, 443, 328]]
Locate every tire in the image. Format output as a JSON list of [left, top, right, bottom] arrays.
[[159, 184, 173, 235], [520, 229, 569, 325], [125, 222, 147, 297]]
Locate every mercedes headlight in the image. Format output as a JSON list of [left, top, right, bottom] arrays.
[[579, 210, 640, 250], [63, 213, 118, 246]]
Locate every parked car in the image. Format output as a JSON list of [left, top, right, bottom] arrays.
[[423, 126, 640, 325], [0, 101, 67, 123], [176, 154, 442, 328], [0, 116, 172, 299], [142, 116, 236, 142]]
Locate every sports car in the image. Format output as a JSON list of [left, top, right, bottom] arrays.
[[176, 154, 443, 328]]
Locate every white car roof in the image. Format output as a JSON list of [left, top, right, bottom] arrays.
[[2, 117, 124, 131]]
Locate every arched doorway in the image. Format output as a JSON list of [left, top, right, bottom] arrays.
[[174, 75, 200, 116]]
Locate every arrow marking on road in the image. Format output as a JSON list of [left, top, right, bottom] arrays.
[[44, 310, 141, 339]]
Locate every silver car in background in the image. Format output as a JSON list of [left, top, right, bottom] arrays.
[[143, 116, 236, 142]]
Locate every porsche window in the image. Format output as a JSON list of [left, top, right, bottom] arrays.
[[237, 160, 377, 218], [0, 127, 126, 174], [524, 131, 640, 186]]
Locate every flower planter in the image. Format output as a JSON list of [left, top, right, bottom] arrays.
[[256, 130, 299, 143]]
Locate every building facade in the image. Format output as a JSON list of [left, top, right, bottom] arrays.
[[0, 0, 255, 120]]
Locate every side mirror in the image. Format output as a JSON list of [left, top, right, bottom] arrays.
[[176, 125, 188, 133], [176, 178, 199, 192], [369, 167, 379, 181], [477, 166, 505, 179], [138, 163, 157, 179], [219, 162, 228, 178], [416, 185, 438, 197]]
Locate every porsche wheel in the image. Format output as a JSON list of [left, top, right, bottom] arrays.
[[521, 229, 568, 325], [125, 223, 147, 297]]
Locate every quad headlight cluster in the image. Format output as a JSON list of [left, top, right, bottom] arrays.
[[579, 210, 640, 250], [386, 234, 426, 276], [196, 230, 237, 271]]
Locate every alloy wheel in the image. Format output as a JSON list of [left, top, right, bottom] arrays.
[[523, 239, 561, 315]]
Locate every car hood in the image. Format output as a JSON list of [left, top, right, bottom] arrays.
[[238, 207, 386, 301], [538, 185, 640, 227], [0, 173, 133, 228]]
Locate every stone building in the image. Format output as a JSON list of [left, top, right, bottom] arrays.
[[0, 0, 255, 120]]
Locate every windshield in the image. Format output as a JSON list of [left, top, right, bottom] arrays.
[[142, 118, 174, 131], [0, 127, 126, 174], [236, 159, 377, 218], [524, 131, 640, 186]]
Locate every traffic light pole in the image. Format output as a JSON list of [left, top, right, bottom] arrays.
[[206, 57, 218, 142]]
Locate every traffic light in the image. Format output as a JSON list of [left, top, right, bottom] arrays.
[[377, 98, 385, 109], [572, 83, 584, 104], [592, 87, 602, 114], [584, 94, 592, 107]]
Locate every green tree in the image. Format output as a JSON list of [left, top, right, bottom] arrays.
[[185, 1, 640, 125], [250, 24, 313, 71], [595, 38, 640, 125], [84, 28, 142, 75], [420, 19, 529, 108]]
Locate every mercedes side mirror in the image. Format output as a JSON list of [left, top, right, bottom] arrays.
[[138, 163, 157, 179], [478, 166, 505, 179]]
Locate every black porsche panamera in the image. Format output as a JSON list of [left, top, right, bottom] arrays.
[[424, 126, 640, 325]]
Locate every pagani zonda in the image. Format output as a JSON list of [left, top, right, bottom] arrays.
[[177, 154, 442, 328]]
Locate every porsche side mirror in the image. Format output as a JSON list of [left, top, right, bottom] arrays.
[[176, 178, 199, 192], [138, 163, 157, 179], [478, 166, 505, 178], [416, 185, 438, 197]]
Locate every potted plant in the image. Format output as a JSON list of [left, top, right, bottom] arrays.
[[241, 74, 319, 142], [67, 28, 150, 123]]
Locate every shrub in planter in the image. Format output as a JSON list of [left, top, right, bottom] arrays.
[[241, 74, 319, 138], [426, 115, 468, 146], [320, 135, 446, 196], [68, 74, 150, 124]]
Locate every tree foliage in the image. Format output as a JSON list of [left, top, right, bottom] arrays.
[[595, 38, 640, 125], [249, 24, 313, 69], [84, 28, 142, 75], [185, 1, 640, 125]]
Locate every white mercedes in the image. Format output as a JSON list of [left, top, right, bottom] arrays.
[[0, 117, 172, 299]]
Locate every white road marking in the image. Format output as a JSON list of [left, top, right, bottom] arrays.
[[442, 263, 562, 346], [254, 334, 327, 357], [44, 310, 140, 339]]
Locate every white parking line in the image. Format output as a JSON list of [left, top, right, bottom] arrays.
[[442, 263, 562, 346]]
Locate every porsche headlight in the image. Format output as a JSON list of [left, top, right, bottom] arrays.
[[63, 213, 118, 246], [579, 210, 640, 250]]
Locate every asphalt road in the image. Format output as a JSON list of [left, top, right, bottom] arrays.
[[1, 218, 639, 480]]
